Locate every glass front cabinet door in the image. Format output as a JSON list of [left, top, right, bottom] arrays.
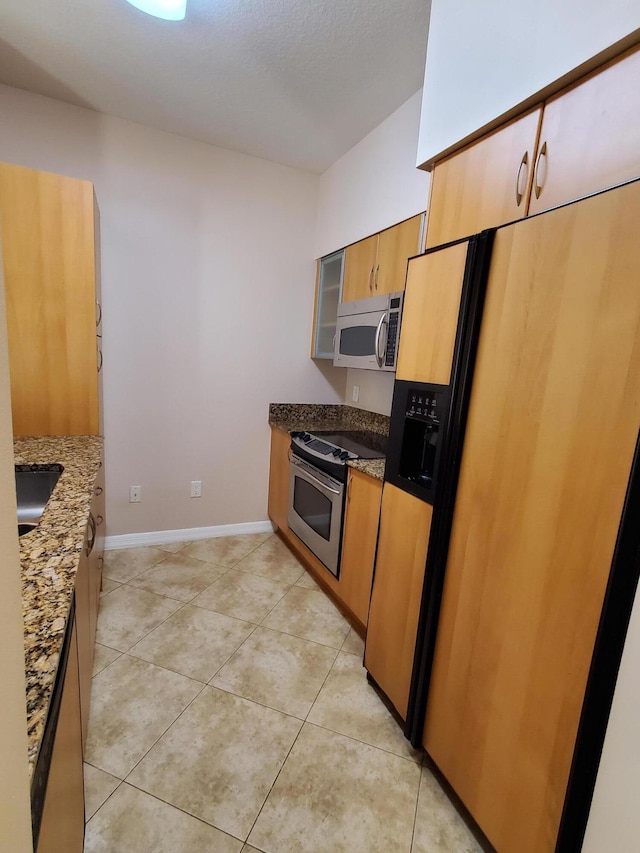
[[312, 250, 344, 359]]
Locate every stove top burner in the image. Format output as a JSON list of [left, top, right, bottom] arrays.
[[312, 430, 387, 458]]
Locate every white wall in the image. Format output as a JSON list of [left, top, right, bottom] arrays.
[[0, 236, 32, 852], [315, 91, 430, 259], [0, 84, 346, 535], [316, 90, 429, 417], [582, 586, 640, 852], [418, 0, 640, 166]]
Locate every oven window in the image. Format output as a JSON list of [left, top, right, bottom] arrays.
[[339, 324, 376, 357], [293, 477, 332, 541]]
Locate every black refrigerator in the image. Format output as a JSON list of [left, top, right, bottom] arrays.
[[380, 178, 640, 853]]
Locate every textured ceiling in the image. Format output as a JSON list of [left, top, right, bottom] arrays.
[[0, 0, 431, 173]]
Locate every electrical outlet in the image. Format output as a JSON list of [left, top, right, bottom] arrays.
[[190, 480, 202, 498], [352, 385, 359, 402], [129, 485, 142, 503]]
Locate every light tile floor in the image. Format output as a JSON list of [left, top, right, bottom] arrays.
[[84, 533, 483, 853]]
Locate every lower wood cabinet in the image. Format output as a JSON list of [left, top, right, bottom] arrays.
[[75, 461, 105, 749], [267, 427, 290, 534], [364, 483, 433, 720], [37, 619, 84, 853], [339, 469, 382, 626]]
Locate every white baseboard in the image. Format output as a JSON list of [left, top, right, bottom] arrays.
[[105, 520, 275, 551]]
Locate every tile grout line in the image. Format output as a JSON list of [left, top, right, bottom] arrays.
[[409, 759, 425, 853]]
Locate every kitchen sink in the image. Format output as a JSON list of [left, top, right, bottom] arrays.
[[15, 466, 63, 534]]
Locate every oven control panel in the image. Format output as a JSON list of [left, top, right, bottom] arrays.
[[291, 432, 352, 463]]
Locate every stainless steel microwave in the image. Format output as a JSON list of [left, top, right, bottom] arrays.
[[333, 291, 403, 371]]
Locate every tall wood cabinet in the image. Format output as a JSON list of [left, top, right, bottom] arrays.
[[0, 163, 101, 436], [342, 214, 423, 301], [426, 44, 640, 249]]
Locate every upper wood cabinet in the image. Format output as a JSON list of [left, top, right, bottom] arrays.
[[342, 234, 379, 302], [342, 214, 424, 302], [375, 215, 424, 295], [426, 108, 542, 249], [365, 483, 433, 720], [425, 44, 640, 249], [396, 242, 468, 384], [0, 163, 101, 436], [339, 469, 382, 626], [528, 45, 640, 216]]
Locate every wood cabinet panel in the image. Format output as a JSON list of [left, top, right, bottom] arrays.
[[375, 214, 423, 295], [74, 546, 92, 750], [37, 620, 84, 853], [268, 427, 290, 533], [339, 469, 382, 626], [423, 180, 640, 853], [426, 108, 542, 249], [396, 243, 467, 384], [89, 461, 106, 637], [365, 483, 432, 719], [529, 45, 640, 216], [0, 163, 100, 435], [342, 234, 379, 302]]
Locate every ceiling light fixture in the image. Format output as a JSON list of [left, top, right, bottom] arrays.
[[125, 0, 187, 20]]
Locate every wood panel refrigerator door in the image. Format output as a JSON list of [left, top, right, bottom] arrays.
[[423, 180, 640, 853], [365, 483, 433, 719], [396, 242, 468, 384], [529, 45, 640, 216], [425, 107, 542, 249]]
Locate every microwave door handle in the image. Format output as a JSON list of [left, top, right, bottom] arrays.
[[374, 314, 388, 367], [291, 457, 342, 495]]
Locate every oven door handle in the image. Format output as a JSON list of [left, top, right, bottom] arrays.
[[290, 456, 342, 495], [374, 313, 388, 368]]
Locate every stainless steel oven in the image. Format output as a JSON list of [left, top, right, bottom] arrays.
[[288, 451, 345, 577], [287, 429, 387, 578]]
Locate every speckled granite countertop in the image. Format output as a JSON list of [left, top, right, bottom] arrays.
[[269, 404, 389, 481], [15, 435, 104, 780]]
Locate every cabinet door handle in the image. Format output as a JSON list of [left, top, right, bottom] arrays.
[[374, 264, 379, 291], [97, 348, 103, 373], [96, 514, 104, 526], [95, 485, 103, 496], [85, 513, 97, 557], [533, 141, 548, 200], [368, 267, 374, 292], [96, 301, 102, 327], [347, 475, 353, 503], [515, 150, 529, 206]]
